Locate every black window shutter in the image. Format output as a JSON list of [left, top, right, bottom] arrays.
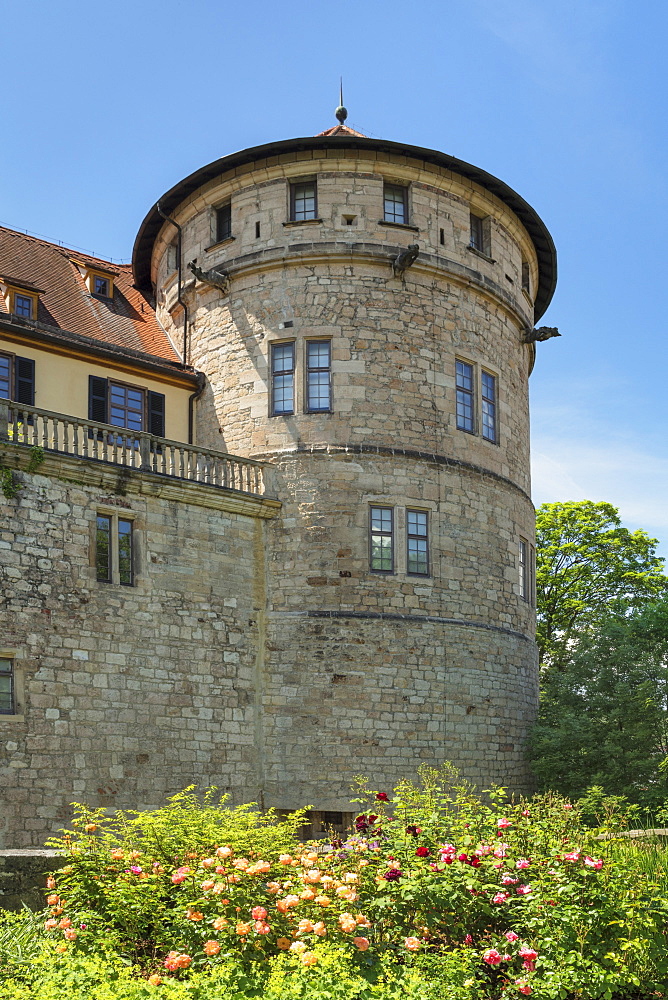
[[147, 391, 165, 437], [15, 357, 35, 405], [89, 376, 108, 423]]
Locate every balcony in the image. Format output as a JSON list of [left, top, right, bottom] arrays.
[[0, 401, 271, 498]]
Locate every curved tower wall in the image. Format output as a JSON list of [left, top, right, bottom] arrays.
[[150, 141, 546, 802]]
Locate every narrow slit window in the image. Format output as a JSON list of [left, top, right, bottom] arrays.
[[481, 371, 497, 442], [407, 509, 429, 576], [96, 515, 112, 583], [522, 260, 530, 294], [456, 360, 475, 433], [383, 184, 407, 224], [271, 343, 295, 415], [0, 657, 14, 715], [369, 506, 394, 573], [519, 538, 529, 601], [306, 341, 332, 412], [216, 204, 232, 242], [290, 181, 317, 221], [255, 221, 261, 239], [440, 228, 445, 245]]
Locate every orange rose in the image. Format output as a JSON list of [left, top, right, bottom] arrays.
[[44, 919, 58, 931], [300, 889, 316, 901], [279, 854, 293, 865], [186, 910, 204, 921], [353, 937, 370, 951], [301, 951, 318, 966], [404, 936, 421, 951], [313, 921, 327, 936], [289, 940, 307, 953], [46, 877, 56, 890], [148, 974, 162, 986], [216, 846, 233, 858], [203, 940, 221, 956], [236, 922, 251, 935], [201, 857, 216, 868], [277, 937, 292, 950], [338, 913, 357, 933], [58, 918, 71, 930], [314, 895, 331, 907], [84, 824, 97, 833], [201, 880, 215, 891], [212, 917, 228, 930], [47, 894, 59, 906], [63, 929, 78, 941]]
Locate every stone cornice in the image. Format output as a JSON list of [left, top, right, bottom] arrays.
[[0, 444, 282, 519], [274, 609, 534, 643]]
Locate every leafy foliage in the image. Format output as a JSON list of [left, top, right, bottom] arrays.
[[535, 501, 667, 667], [528, 598, 668, 808], [0, 768, 663, 997]]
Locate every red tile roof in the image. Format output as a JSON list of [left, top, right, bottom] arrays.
[[0, 226, 180, 364], [315, 124, 367, 137]]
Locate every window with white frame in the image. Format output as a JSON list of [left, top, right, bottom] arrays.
[[271, 342, 295, 415], [96, 513, 134, 586], [305, 340, 332, 412], [369, 506, 394, 572], [383, 184, 408, 224], [290, 181, 317, 221]]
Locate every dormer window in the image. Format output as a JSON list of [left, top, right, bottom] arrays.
[[93, 275, 110, 297], [14, 293, 35, 319], [1, 278, 42, 320], [87, 269, 114, 299]]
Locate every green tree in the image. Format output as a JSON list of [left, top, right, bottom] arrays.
[[528, 597, 668, 807], [536, 500, 667, 667]]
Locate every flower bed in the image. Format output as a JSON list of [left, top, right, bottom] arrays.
[[1, 768, 667, 998]]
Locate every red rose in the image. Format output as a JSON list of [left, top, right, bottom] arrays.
[[376, 792, 389, 802]]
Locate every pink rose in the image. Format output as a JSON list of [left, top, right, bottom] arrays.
[[516, 858, 530, 869], [501, 875, 518, 885], [516, 885, 532, 895], [584, 856, 603, 869], [505, 930, 519, 942], [497, 818, 512, 829], [483, 948, 503, 965], [563, 851, 580, 862], [492, 892, 509, 904]]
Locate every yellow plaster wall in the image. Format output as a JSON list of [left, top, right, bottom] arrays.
[[0, 337, 191, 443]]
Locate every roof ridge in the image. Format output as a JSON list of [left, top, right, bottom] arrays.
[[0, 224, 130, 269]]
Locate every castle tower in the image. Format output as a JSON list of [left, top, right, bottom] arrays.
[[133, 121, 556, 812]]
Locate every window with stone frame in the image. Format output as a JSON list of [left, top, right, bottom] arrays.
[[216, 203, 232, 243], [519, 537, 535, 605], [96, 512, 135, 586], [455, 359, 475, 433], [481, 370, 497, 443], [369, 506, 394, 573], [456, 360, 499, 444], [290, 180, 317, 221]]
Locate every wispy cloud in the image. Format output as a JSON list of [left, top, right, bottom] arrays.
[[532, 437, 668, 557]]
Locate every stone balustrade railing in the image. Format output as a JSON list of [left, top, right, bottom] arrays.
[[0, 400, 268, 497]]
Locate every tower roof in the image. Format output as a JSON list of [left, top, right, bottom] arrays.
[[315, 123, 367, 137]]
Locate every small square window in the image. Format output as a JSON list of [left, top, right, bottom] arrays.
[[14, 293, 34, 319], [96, 513, 134, 586], [383, 184, 407, 224], [216, 203, 232, 242], [271, 342, 295, 415], [290, 181, 317, 221], [369, 506, 394, 573], [93, 275, 110, 297], [0, 657, 14, 714]]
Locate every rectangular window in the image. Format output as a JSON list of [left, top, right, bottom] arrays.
[[216, 203, 232, 242], [0, 352, 35, 405], [521, 260, 530, 294], [14, 293, 34, 319], [369, 506, 394, 572], [470, 213, 484, 251], [97, 513, 134, 586], [93, 275, 110, 297], [290, 181, 317, 221], [407, 509, 429, 575], [0, 353, 10, 400], [456, 360, 475, 433], [383, 184, 407, 224], [109, 383, 144, 434], [519, 538, 529, 601], [0, 657, 14, 715], [481, 371, 497, 443], [305, 340, 332, 412], [271, 342, 295, 415]]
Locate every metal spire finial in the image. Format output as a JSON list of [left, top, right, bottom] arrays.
[[335, 77, 348, 125]]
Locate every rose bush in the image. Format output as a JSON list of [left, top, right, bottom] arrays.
[[1, 766, 667, 998]]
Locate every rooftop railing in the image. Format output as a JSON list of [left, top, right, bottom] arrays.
[[0, 401, 268, 497]]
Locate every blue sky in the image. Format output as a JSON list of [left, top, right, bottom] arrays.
[[3, 0, 666, 558]]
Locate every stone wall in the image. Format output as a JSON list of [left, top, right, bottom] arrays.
[[0, 850, 65, 911]]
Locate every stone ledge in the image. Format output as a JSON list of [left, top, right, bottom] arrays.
[[0, 850, 67, 912]]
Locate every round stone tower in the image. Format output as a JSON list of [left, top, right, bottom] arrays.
[[133, 120, 556, 811]]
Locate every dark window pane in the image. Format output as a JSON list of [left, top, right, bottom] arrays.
[[14, 294, 32, 318], [407, 510, 429, 575], [109, 383, 144, 434], [96, 515, 111, 582], [470, 214, 484, 250], [118, 520, 133, 586], [481, 372, 496, 442], [519, 539, 528, 599], [456, 361, 475, 432], [0, 658, 13, 714], [216, 204, 232, 242], [0, 355, 10, 400], [93, 276, 109, 296]]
